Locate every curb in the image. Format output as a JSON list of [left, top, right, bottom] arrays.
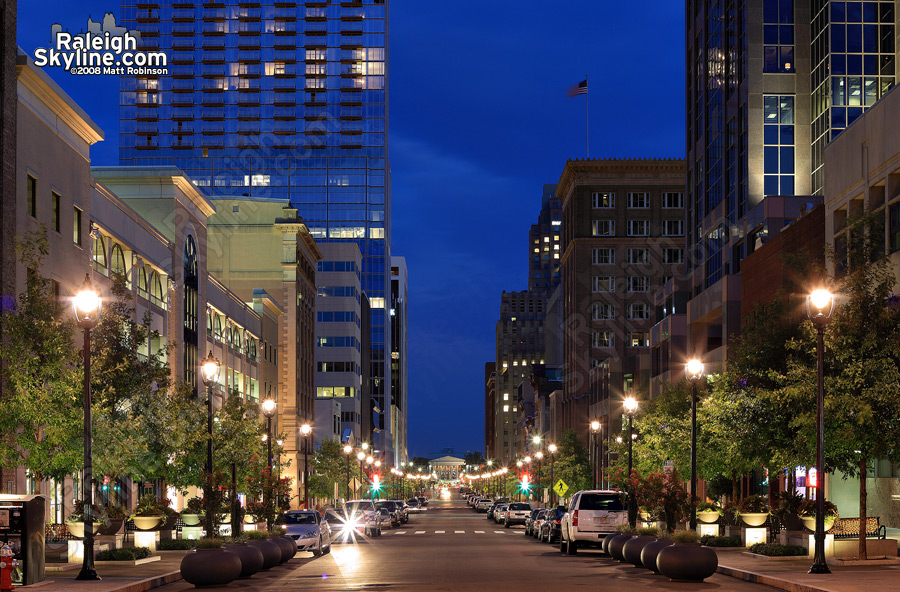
[[716, 564, 832, 592], [21, 570, 182, 592]]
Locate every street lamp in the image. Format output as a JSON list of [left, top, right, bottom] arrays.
[[807, 289, 834, 575], [534, 451, 543, 502], [73, 274, 102, 581], [623, 396, 639, 527], [548, 444, 558, 505], [261, 398, 276, 529], [200, 352, 221, 540], [590, 420, 601, 489], [686, 358, 704, 530], [300, 424, 312, 509], [343, 444, 353, 501]]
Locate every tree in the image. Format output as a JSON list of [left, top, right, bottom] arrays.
[[464, 451, 485, 466], [308, 438, 363, 503], [548, 429, 591, 498], [0, 230, 83, 490]]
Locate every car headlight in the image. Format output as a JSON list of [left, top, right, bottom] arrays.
[[301, 531, 318, 539]]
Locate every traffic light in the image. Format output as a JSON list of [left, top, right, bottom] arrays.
[[517, 472, 532, 495]]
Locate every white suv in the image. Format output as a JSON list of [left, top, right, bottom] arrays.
[[503, 502, 532, 528], [474, 498, 493, 512], [559, 490, 627, 555]]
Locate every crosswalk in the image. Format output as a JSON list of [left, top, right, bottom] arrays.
[[383, 529, 527, 536]]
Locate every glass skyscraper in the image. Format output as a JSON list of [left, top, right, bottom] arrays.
[[118, 0, 393, 457]]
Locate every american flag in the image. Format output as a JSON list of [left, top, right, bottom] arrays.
[[567, 79, 588, 97]]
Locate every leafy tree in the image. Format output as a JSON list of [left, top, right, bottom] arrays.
[[548, 429, 591, 499], [408, 457, 430, 470], [0, 230, 82, 486], [464, 451, 485, 466], [308, 438, 364, 503]]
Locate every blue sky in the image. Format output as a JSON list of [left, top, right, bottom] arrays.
[[18, 1, 685, 458]]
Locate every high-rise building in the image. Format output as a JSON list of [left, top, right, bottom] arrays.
[[685, 0, 896, 366], [556, 158, 686, 444], [118, 0, 394, 460], [389, 256, 407, 463], [528, 185, 562, 292]]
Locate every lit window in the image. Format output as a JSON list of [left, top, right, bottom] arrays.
[[503, 393, 509, 401], [503, 405, 509, 412], [592, 192, 615, 208]]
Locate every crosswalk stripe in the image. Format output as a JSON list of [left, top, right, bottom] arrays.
[[455, 530, 464, 533], [435, 530, 445, 534], [415, 531, 425, 534], [475, 530, 485, 533], [394, 531, 406, 535]]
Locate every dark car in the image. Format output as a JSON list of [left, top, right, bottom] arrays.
[[540, 506, 567, 544], [524, 509, 543, 537], [375, 501, 401, 527], [531, 509, 548, 539]]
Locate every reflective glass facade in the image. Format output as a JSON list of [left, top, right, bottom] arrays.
[[119, 0, 392, 454]]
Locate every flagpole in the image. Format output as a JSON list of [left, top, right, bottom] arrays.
[[585, 74, 589, 158]]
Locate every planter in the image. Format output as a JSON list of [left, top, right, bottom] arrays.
[[162, 514, 178, 531], [657, 542, 718, 581], [280, 535, 297, 559], [65, 521, 101, 538], [98, 518, 124, 536], [132, 516, 163, 531], [181, 514, 201, 526], [224, 542, 264, 578], [740, 513, 769, 527], [243, 514, 257, 525], [248, 539, 281, 570], [800, 516, 835, 532], [639, 511, 651, 521], [623, 535, 658, 567], [179, 547, 241, 588], [607, 534, 633, 561], [641, 539, 674, 573], [271, 536, 295, 563], [697, 511, 720, 524], [601, 533, 618, 555]]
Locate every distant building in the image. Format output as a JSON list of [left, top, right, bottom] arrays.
[[428, 456, 465, 481], [484, 363, 496, 460], [528, 185, 562, 292], [389, 257, 408, 464]]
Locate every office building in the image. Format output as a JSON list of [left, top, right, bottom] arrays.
[[389, 256, 407, 463], [556, 158, 686, 444], [484, 363, 496, 460], [528, 185, 562, 292], [118, 0, 394, 461]]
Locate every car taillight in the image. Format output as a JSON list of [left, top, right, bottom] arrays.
[[573, 510, 578, 527]]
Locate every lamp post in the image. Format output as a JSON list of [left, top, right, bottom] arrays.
[[534, 451, 543, 503], [200, 352, 221, 540], [300, 424, 311, 509], [73, 275, 102, 581], [548, 444, 557, 505], [343, 445, 353, 501], [357, 451, 366, 497], [807, 289, 834, 575], [624, 396, 639, 527], [366, 456, 374, 501], [262, 398, 276, 529], [590, 421, 601, 489], [686, 358, 704, 531], [486, 460, 493, 497]]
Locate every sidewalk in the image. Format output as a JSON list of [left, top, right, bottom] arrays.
[[20, 552, 188, 592], [715, 549, 900, 592]]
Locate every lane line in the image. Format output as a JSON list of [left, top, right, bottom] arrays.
[[435, 530, 445, 534], [394, 531, 407, 535], [474, 530, 485, 533], [415, 531, 426, 534], [454, 530, 464, 533]]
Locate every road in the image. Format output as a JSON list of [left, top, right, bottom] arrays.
[[155, 495, 777, 591]]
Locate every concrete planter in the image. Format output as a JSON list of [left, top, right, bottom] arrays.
[[179, 548, 241, 588], [65, 521, 100, 538], [739, 513, 768, 527], [641, 539, 674, 573], [248, 539, 281, 570], [697, 511, 720, 524], [271, 536, 295, 563], [800, 516, 835, 531], [607, 534, 633, 561], [224, 542, 265, 578], [132, 516, 163, 530], [180, 513, 201, 526], [623, 535, 658, 567], [657, 542, 718, 581]]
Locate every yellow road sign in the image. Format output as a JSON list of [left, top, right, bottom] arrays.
[[553, 479, 569, 498]]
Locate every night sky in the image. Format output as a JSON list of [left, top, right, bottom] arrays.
[[17, 1, 685, 459]]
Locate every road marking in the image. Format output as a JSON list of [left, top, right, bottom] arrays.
[[415, 531, 426, 534], [455, 530, 464, 533], [394, 531, 406, 535], [474, 530, 485, 533], [435, 530, 445, 534]]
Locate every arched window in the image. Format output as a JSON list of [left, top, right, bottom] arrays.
[[110, 244, 127, 279], [214, 315, 223, 341], [184, 235, 198, 279], [206, 309, 213, 336], [136, 266, 148, 299], [149, 271, 165, 307], [92, 234, 107, 274], [249, 338, 257, 360]]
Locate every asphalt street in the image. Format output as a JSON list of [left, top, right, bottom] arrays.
[[154, 495, 780, 591]]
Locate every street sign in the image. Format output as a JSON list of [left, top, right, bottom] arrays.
[[553, 479, 569, 498], [663, 460, 674, 474]]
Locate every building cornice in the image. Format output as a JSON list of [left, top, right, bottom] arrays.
[[556, 158, 686, 207]]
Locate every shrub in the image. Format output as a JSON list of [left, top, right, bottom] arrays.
[[184, 496, 203, 515], [797, 500, 838, 519], [67, 501, 109, 526], [700, 535, 742, 547], [225, 535, 247, 545], [614, 524, 636, 534], [268, 527, 286, 536], [194, 538, 224, 549], [748, 543, 806, 556], [158, 539, 196, 550], [738, 494, 769, 515], [105, 504, 128, 521], [133, 494, 164, 517], [671, 530, 700, 544], [96, 547, 152, 561], [636, 526, 660, 537], [245, 530, 270, 540], [696, 501, 720, 513]]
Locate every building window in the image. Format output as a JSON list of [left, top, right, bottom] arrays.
[[592, 303, 615, 320], [110, 244, 128, 281], [627, 248, 649, 264], [92, 234, 107, 273], [51, 192, 61, 232], [592, 276, 615, 293], [763, 0, 794, 73], [592, 192, 615, 208], [73, 207, 82, 245], [592, 247, 615, 265], [27, 175, 36, 217], [137, 266, 149, 299], [663, 220, 684, 236], [627, 220, 649, 236], [763, 95, 795, 196], [627, 276, 649, 292], [592, 330, 614, 348], [592, 219, 615, 236], [663, 248, 685, 264], [627, 192, 649, 208], [149, 271, 165, 308], [629, 331, 650, 347], [663, 192, 684, 208], [627, 303, 651, 320]]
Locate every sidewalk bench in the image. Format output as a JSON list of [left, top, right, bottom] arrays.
[[830, 517, 886, 539]]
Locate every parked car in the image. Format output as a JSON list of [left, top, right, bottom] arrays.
[[486, 501, 500, 520], [475, 498, 493, 513], [417, 496, 428, 507], [375, 500, 401, 527], [283, 510, 332, 556], [559, 490, 627, 555], [530, 509, 548, 539], [492, 503, 509, 523], [406, 498, 421, 512], [323, 508, 350, 542], [392, 500, 409, 523], [343, 499, 384, 537], [540, 506, 567, 544], [504, 502, 532, 528]]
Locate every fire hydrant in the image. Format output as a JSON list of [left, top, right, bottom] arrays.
[[0, 543, 16, 591]]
